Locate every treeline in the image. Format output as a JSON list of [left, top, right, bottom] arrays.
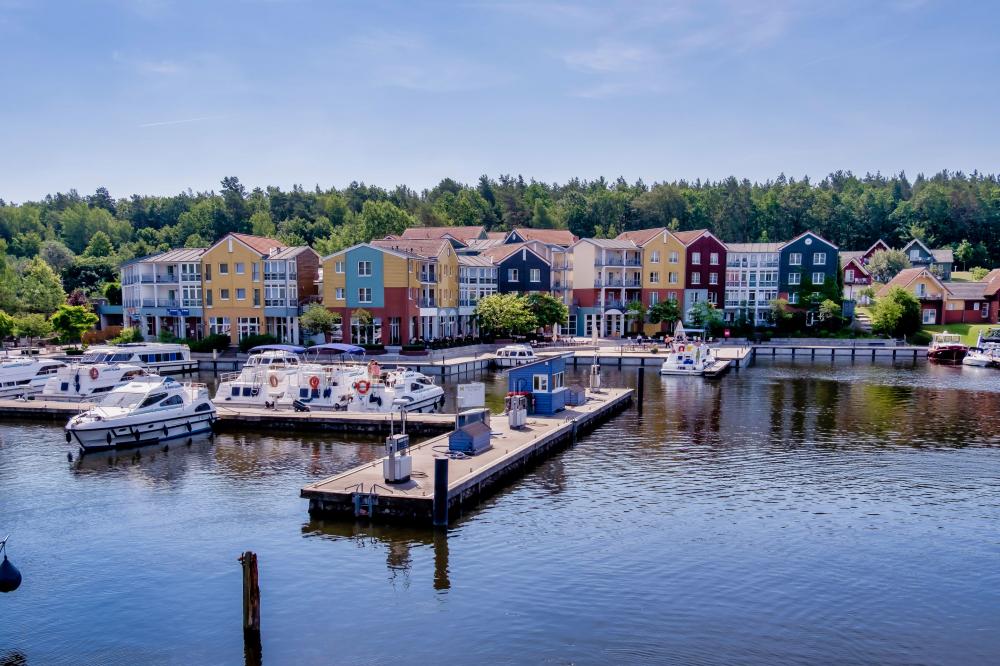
[[2, 170, 1000, 311]]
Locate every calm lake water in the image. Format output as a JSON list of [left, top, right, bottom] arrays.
[[1, 360, 999, 665]]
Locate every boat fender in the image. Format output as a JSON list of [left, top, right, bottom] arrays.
[[65, 431, 71, 443], [134, 430, 141, 442], [106, 432, 112, 444], [186, 422, 192, 432], [89, 367, 99, 380], [0, 552, 22, 593], [162, 424, 169, 436]]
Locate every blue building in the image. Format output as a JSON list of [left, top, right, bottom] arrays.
[[483, 244, 552, 295], [507, 354, 568, 415], [778, 231, 839, 309]]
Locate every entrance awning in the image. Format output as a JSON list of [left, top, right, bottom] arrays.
[[605, 309, 623, 316]]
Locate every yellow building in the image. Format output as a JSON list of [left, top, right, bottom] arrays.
[[616, 228, 687, 334]]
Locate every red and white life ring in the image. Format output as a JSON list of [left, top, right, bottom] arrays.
[[89, 367, 99, 380], [268, 374, 279, 388], [677, 345, 685, 352], [355, 379, 371, 395], [309, 375, 320, 390]]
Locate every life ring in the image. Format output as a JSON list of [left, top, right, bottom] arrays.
[[368, 361, 381, 378], [309, 375, 321, 390], [678, 345, 685, 352], [355, 379, 371, 395], [89, 367, 99, 380], [268, 373, 279, 388]]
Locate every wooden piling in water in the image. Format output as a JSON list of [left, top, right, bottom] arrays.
[[240, 551, 260, 634], [636, 368, 644, 414], [433, 457, 449, 527]]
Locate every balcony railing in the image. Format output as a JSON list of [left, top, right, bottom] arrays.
[[918, 292, 943, 300], [623, 278, 641, 287], [595, 257, 624, 266], [142, 299, 179, 308], [625, 259, 642, 266], [418, 272, 437, 283], [595, 279, 625, 287], [602, 300, 626, 310], [156, 274, 178, 283]]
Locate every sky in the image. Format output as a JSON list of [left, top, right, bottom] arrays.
[[0, 0, 997, 201]]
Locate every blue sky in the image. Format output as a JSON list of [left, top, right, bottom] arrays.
[[1, 0, 996, 201]]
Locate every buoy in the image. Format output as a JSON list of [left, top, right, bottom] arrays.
[[0, 538, 22, 593]]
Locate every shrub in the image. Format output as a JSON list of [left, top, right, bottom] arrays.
[[238, 333, 279, 353], [402, 343, 426, 352], [111, 327, 145, 344], [186, 334, 230, 353]]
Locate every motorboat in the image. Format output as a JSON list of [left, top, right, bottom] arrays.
[[348, 364, 446, 414], [962, 347, 998, 368], [659, 343, 717, 376], [494, 344, 536, 368], [213, 346, 305, 407], [65, 376, 216, 452], [78, 343, 196, 373], [926, 332, 968, 364], [0, 356, 66, 398], [41, 363, 148, 401], [282, 363, 366, 410]]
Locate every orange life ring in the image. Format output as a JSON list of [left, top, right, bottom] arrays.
[[678, 345, 685, 352], [309, 375, 320, 390], [355, 379, 371, 395], [89, 367, 99, 380], [268, 374, 279, 388]]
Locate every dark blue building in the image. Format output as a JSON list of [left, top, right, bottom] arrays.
[[507, 354, 568, 415], [485, 244, 551, 295], [779, 231, 839, 307]]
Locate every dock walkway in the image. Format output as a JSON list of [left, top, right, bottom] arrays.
[[302, 387, 633, 524]]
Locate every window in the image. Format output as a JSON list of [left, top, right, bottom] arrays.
[[789, 253, 802, 266], [917, 283, 927, 297], [708, 292, 718, 305], [530, 269, 541, 282], [139, 392, 168, 409], [651, 250, 660, 263], [811, 272, 825, 285], [709, 272, 718, 285], [236, 288, 246, 300], [335, 261, 344, 274], [221, 289, 230, 300], [973, 302, 980, 311], [335, 287, 345, 300], [205, 264, 212, 281], [710, 252, 719, 265], [533, 374, 549, 391], [649, 292, 659, 305], [669, 251, 679, 264], [668, 272, 678, 284], [788, 273, 801, 285], [668, 292, 677, 301], [508, 268, 519, 281], [219, 263, 229, 275], [649, 271, 660, 284], [789, 293, 799, 304], [161, 395, 184, 407], [691, 272, 701, 285], [552, 372, 564, 389], [910, 249, 920, 261], [206, 290, 213, 307], [237, 317, 260, 340], [813, 252, 826, 265], [358, 261, 372, 277], [359, 288, 372, 303], [235, 262, 245, 275], [922, 308, 936, 324], [252, 263, 259, 281], [209, 317, 230, 335], [691, 252, 701, 265], [846, 269, 855, 283]]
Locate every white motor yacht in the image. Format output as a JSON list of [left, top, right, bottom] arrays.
[[962, 347, 997, 367], [41, 363, 148, 401], [348, 364, 446, 414], [65, 376, 216, 452], [213, 345, 306, 407], [494, 344, 536, 368], [659, 343, 717, 376], [0, 356, 66, 398], [79, 343, 196, 373]]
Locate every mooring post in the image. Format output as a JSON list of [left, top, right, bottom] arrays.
[[636, 368, 645, 414], [239, 551, 261, 634], [433, 457, 449, 527]]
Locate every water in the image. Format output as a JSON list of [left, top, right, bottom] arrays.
[[1, 361, 999, 665]]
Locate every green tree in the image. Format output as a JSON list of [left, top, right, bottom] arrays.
[[250, 210, 276, 237], [648, 299, 682, 330], [526, 293, 568, 332], [954, 239, 974, 271], [531, 200, 558, 229], [103, 282, 122, 305], [19, 258, 65, 315], [14, 313, 53, 346], [83, 231, 114, 257], [358, 200, 415, 240], [770, 298, 793, 329], [624, 300, 646, 334], [970, 266, 990, 281], [867, 249, 911, 283], [300, 303, 342, 339], [474, 293, 537, 337], [871, 286, 921, 338], [50, 304, 98, 344], [61, 256, 117, 295], [39, 240, 76, 273], [0, 310, 14, 339], [184, 233, 208, 248], [688, 301, 723, 332]]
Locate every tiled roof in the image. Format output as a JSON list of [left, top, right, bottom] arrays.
[[144, 248, 207, 263], [876, 267, 940, 297], [401, 226, 485, 242], [945, 282, 987, 299], [982, 269, 1000, 296], [269, 246, 314, 260], [486, 231, 507, 240], [371, 238, 449, 259], [726, 242, 784, 253], [229, 233, 286, 255], [458, 254, 495, 267], [839, 250, 865, 268], [586, 238, 637, 249], [616, 228, 664, 246], [482, 242, 541, 263], [464, 238, 506, 252], [510, 228, 577, 245], [932, 248, 954, 264], [671, 229, 707, 245]]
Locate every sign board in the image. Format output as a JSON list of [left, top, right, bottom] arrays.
[[167, 309, 191, 317], [457, 382, 486, 410]]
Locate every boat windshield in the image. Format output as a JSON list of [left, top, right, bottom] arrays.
[[81, 352, 110, 363], [936, 334, 962, 344], [99, 390, 148, 408]]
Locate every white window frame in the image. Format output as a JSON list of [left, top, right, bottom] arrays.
[[788, 273, 801, 286], [335, 261, 344, 274], [922, 308, 936, 324], [533, 374, 548, 391], [529, 268, 541, 283], [813, 252, 826, 265], [789, 292, 799, 304], [358, 261, 372, 277], [359, 287, 372, 303], [508, 268, 519, 282], [235, 262, 245, 275], [812, 272, 825, 285], [236, 288, 246, 300], [709, 272, 718, 285], [691, 272, 701, 286], [789, 253, 802, 266], [691, 252, 701, 265], [649, 271, 660, 284], [335, 287, 345, 301], [710, 252, 719, 265]]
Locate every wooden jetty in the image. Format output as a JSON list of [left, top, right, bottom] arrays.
[[301, 387, 633, 525], [570, 346, 754, 370], [756, 344, 925, 362]]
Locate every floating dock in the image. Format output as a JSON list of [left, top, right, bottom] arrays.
[[571, 346, 754, 370], [301, 387, 633, 525]]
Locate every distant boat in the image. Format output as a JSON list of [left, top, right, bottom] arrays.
[[41, 363, 148, 401], [494, 344, 536, 367], [348, 365, 445, 414], [77, 343, 195, 374], [659, 343, 717, 376], [0, 356, 66, 398], [927, 332, 968, 364]]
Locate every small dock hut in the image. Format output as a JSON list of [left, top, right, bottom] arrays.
[[507, 354, 569, 415]]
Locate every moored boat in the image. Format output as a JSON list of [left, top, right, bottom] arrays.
[[961, 348, 996, 367], [65, 376, 216, 452], [76, 342, 196, 373], [41, 363, 148, 401], [213, 345, 304, 406], [494, 344, 535, 368], [0, 356, 66, 398], [659, 343, 717, 376], [927, 332, 968, 364], [348, 363, 446, 413]]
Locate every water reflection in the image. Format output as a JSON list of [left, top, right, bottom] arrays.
[[72, 434, 216, 486]]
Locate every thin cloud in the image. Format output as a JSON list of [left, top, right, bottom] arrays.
[[562, 43, 654, 73], [138, 116, 221, 128]]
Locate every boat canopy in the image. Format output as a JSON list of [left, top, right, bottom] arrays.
[[249, 344, 307, 354], [307, 343, 365, 355]]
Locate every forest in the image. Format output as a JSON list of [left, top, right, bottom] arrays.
[[1, 170, 999, 317]]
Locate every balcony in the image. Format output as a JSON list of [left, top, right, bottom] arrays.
[[418, 297, 437, 308], [141, 299, 179, 308], [623, 278, 641, 287], [595, 257, 624, 267], [459, 299, 478, 307], [918, 292, 943, 300], [625, 259, 642, 266], [264, 272, 288, 281], [602, 300, 626, 310], [595, 278, 625, 288], [156, 273, 178, 283], [418, 271, 437, 283]]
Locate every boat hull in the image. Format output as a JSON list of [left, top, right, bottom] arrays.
[[927, 347, 968, 363], [67, 413, 216, 452]]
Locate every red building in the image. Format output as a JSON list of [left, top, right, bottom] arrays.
[[672, 229, 727, 319]]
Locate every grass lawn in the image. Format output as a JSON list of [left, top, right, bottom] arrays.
[[923, 323, 996, 346]]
